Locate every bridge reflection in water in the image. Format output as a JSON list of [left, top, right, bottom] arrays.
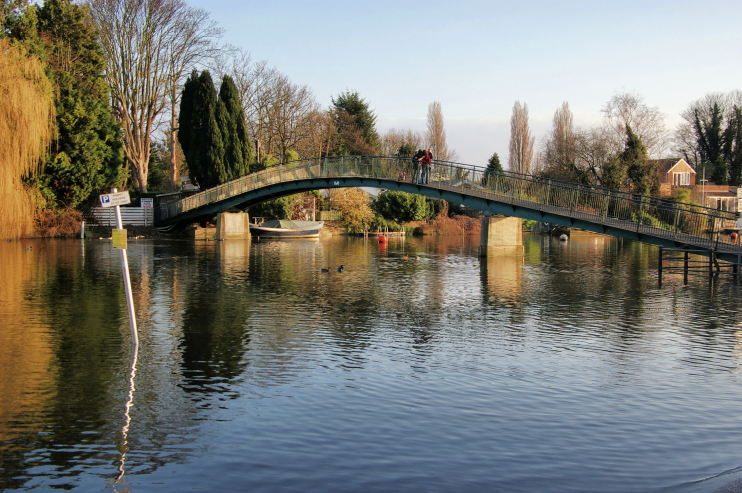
[[481, 255, 523, 304], [157, 156, 741, 262]]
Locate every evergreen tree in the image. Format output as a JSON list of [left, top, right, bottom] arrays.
[[331, 90, 380, 155], [486, 152, 503, 172], [219, 75, 252, 179], [1, 0, 31, 39], [723, 106, 742, 186], [694, 103, 726, 183], [623, 124, 658, 196], [178, 70, 199, 182], [32, 0, 124, 208], [396, 143, 416, 157], [179, 70, 224, 189], [180, 70, 255, 189], [481, 152, 503, 186], [600, 154, 626, 191], [4, 0, 124, 208]]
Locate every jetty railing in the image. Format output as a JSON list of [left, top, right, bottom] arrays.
[[159, 155, 739, 251]]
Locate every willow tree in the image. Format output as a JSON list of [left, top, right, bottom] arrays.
[[0, 39, 56, 239]]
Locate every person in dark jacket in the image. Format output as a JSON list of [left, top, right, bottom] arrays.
[[411, 149, 425, 184]]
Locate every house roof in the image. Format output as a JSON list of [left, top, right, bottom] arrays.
[[650, 158, 695, 175], [704, 191, 737, 198]]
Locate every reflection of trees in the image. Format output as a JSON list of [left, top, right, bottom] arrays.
[[5, 233, 742, 490], [177, 241, 252, 392], [0, 241, 125, 489]]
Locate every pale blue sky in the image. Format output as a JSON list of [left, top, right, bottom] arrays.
[[189, 0, 742, 165]]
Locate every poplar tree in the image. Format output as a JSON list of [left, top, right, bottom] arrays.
[[508, 101, 535, 174]]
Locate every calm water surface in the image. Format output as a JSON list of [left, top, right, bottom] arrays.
[[1, 234, 741, 492]]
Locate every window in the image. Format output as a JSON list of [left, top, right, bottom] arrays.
[[673, 172, 690, 186]]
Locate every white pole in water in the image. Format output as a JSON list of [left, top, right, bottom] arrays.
[[112, 188, 138, 345]]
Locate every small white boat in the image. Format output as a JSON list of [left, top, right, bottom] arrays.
[[249, 220, 324, 238]]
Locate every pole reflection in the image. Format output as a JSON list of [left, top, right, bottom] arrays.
[[114, 340, 138, 491]]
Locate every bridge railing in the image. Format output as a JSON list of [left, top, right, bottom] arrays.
[[160, 156, 739, 250]]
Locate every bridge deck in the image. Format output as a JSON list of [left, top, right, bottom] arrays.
[[156, 156, 741, 261]]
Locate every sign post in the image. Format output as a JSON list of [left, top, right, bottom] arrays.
[[140, 198, 153, 226], [100, 189, 138, 345]]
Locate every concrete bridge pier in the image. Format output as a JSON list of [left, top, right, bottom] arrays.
[[478, 215, 524, 257], [216, 212, 251, 240]]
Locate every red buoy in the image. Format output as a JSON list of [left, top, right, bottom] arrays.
[[378, 235, 387, 244]]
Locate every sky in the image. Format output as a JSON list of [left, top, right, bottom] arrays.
[[188, 0, 742, 166]]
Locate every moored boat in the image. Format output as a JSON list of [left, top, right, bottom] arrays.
[[249, 220, 324, 238]]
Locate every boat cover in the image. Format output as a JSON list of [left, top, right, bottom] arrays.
[[256, 220, 324, 230]]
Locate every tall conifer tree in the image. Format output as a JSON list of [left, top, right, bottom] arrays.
[[179, 70, 224, 189], [219, 75, 252, 179], [180, 70, 254, 188]]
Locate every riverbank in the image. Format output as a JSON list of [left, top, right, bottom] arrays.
[[77, 220, 603, 241]]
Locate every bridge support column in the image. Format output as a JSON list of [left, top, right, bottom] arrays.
[[478, 215, 523, 257], [216, 212, 251, 240]]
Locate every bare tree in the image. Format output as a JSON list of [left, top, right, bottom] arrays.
[[573, 126, 616, 186], [602, 91, 668, 158], [672, 121, 701, 168], [381, 128, 424, 156], [299, 108, 336, 159], [508, 101, 535, 174], [541, 102, 577, 179], [88, 0, 219, 192], [164, 8, 223, 187], [426, 101, 458, 161], [270, 76, 319, 161]]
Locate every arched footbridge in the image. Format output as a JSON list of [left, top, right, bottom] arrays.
[[157, 156, 742, 262]]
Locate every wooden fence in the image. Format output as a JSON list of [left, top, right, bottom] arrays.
[[90, 207, 154, 227]]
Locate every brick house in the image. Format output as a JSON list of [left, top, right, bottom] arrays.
[[652, 158, 696, 196]]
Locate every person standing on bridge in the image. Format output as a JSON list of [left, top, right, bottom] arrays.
[[420, 148, 432, 184], [411, 149, 424, 184]]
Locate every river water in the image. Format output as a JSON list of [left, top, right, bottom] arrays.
[[1, 233, 741, 492]]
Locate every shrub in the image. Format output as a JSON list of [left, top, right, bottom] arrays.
[[34, 208, 83, 237], [374, 191, 431, 222]]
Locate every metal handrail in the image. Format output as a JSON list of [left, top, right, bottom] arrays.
[[159, 155, 739, 251]]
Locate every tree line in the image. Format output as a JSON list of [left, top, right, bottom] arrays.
[[1, 0, 458, 200], [2, 0, 740, 239], [498, 90, 742, 197]]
